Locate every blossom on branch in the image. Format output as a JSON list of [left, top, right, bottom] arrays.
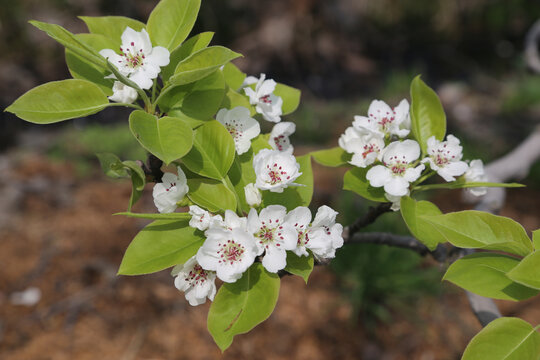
[[100, 27, 170, 89], [152, 167, 189, 214], [253, 149, 302, 193], [423, 135, 468, 182], [353, 99, 410, 138], [244, 73, 283, 123], [188, 205, 223, 231], [172, 256, 217, 306], [216, 107, 260, 155], [464, 159, 488, 196], [269, 122, 296, 153], [244, 183, 262, 207], [108, 81, 138, 104], [308, 205, 344, 259]]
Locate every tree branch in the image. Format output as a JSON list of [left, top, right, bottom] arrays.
[[344, 202, 392, 239]]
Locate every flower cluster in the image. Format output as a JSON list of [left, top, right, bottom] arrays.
[[171, 204, 343, 306], [339, 99, 488, 209]]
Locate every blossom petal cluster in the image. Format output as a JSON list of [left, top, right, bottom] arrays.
[[269, 122, 296, 153], [423, 135, 468, 182], [465, 159, 488, 196], [244, 73, 283, 123], [100, 27, 170, 91], [172, 256, 217, 306], [152, 167, 189, 213], [253, 149, 302, 193], [217, 106, 260, 155]]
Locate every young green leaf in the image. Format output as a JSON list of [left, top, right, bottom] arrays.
[[400, 197, 443, 250], [228, 149, 257, 213], [96, 153, 128, 178], [311, 147, 351, 167], [462, 317, 540, 360], [147, 0, 201, 51], [532, 229, 540, 250], [79, 16, 145, 46], [410, 75, 446, 154], [506, 251, 540, 290], [6, 79, 109, 124], [343, 167, 387, 202], [182, 120, 235, 180], [122, 160, 146, 211], [169, 46, 242, 85], [251, 134, 272, 153], [443, 253, 538, 301], [413, 180, 524, 192], [274, 83, 301, 115], [222, 63, 246, 91], [422, 211, 534, 256], [284, 252, 314, 283], [186, 178, 237, 213], [128, 111, 194, 165], [208, 263, 280, 351], [118, 219, 204, 275], [262, 155, 314, 211], [220, 86, 254, 114], [161, 32, 215, 82]]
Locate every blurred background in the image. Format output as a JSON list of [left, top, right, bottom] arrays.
[[1, 0, 540, 359]]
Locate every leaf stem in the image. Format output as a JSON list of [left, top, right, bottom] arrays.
[[107, 102, 144, 110], [106, 61, 153, 113]]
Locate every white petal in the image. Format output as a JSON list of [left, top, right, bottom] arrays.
[[383, 177, 410, 197], [262, 247, 287, 273], [366, 165, 391, 187], [147, 46, 170, 67]]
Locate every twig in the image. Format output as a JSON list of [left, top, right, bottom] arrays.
[[344, 202, 392, 239]]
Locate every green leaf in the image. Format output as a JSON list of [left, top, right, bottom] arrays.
[[400, 197, 443, 250], [506, 251, 540, 290], [65, 33, 117, 96], [263, 155, 314, 211], [208, 263, 280, 351], [162, 32, 215, 82], [6, 79, 109, 124], [414, 181, 524, 192], [534, 230, 540, 250], [128, 111, 194, 165], [220, 86, 254, 113], [118, 219, 204, 275], [274, 83, 301, 115], [311, 147, 351, 167], [284, 252, 314, 283], [122, 160, 146, 211], [422, 211, 534, 256], [443, 253, 538, 301], [462, 317, 540, 360], [187, 178, 237, 213], [228, 149, 257, 213], [222, 63, 246, 90], [159, 71, 226, 121], [96, 153, 128, 178], [170, 46, 242, 85], [79, 16, 145, 45], [147, 0, 201, 51], [251, 134, 272, 153], [115, 212, 191, 220], [410, 75, 446, 154], [343, 167, 387, 202], [182, 120, 235, 180], [29, 20, 108, 69]]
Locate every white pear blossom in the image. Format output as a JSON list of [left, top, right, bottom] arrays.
[[188, 205, 223, 231], [423, 135, 468, 182], [196, 228, 257, 283], [108, 81, 138, 104], [152, 167, 189, 213], [308, 205, 344, 259], [366, 140, 425, 197], [284, 206, 312, 257], [269, 122, 296, 153], [218, 210, 248, 232], [172, 256, 217, 306], [247, 206, 297, 272], [386, 192, 406, 211], [347, 132, 386, 168], [244, 73, 283, 123], [244, 183, 262, 207], [216, 107, 260, 155], [253, 149, 302, 193], [464, 159, 488, 196], [338, 126, 363, 154], [241, 75, 259, 88], [353, 99, 410, 138], [100, 27, 170, 90]]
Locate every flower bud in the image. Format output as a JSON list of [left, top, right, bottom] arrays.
[[244, 183, 262, 207]]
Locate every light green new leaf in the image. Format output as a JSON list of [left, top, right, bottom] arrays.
[[29, 20, 108, 69], [222, 63, 246, 91], [122, 160, 146, 211], [187, 178, 237, 213], [410, 76, 446, 154], [311, 147, 351, 167], [220, 86, 254, 113], [400, 197, 443, 250], [228, 150, 256, 213], [96, 153, 128, 178], [115, 212, 191, 220], [274, 83, 301, 115], [251, 134, 272, 153], [65, 33, 117, 95], [533, 230, 540, 250], [6, 79, 109, 124], [161, 32, 215, 82], [79, 16, 145, 46], [170, 46, 242, 85], [182, 120, 235, 180], [284, 252, 314, 284], [422, 211, 533, 256], [147, 0, 201, 51], [263, 155, 314, 211], [118, 219, 204, 275], [462, 317, 540, 360], [129, 111, 194, 165], [443, 253, 538, 301], [208, 263, 280, 351], [506, 251, 540, 290], [159, 71, 226, 122], [343, 167, 387, 202]]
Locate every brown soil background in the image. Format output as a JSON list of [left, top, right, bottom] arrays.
[[0, 153, 539, 360]]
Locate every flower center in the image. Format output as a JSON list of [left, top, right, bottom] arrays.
[[295, 223, 309, 246], [119, 42, 145, 69], [273, 135, 286, 151], [185, 264, 209, 286], [266, 163, 290, 185], [386, 155, 409, 176], [431, 145, 455, 166], [166, 182, 176, 192], [218, 240, 245, 265], [378, 116, 394, 131], [260, 95, 272, 104], [256, 222, 284, 249], [224, 119, 242, 140], [362, 144, 379, 159]]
